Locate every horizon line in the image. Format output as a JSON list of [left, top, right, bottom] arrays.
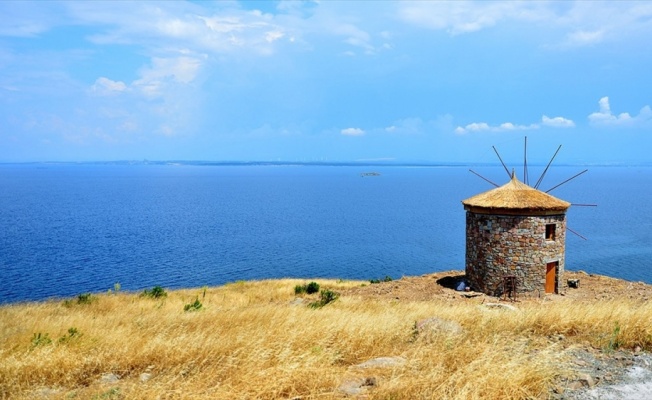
[[1, 160, 649, 167]]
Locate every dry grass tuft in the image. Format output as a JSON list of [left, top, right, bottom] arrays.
[[2, 278, 652, 399]]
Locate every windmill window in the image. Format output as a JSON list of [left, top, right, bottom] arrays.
[[545, 224, 556, 241]]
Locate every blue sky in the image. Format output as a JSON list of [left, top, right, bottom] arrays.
[[1, 1, 651, 164]]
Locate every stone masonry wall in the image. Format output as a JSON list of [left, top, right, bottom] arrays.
[[465, 212, 566, 296]]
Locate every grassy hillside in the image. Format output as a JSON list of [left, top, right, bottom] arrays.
[[1, 276, 652, 399]]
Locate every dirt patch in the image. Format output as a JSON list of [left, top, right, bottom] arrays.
[[341, 270, 652, 304]]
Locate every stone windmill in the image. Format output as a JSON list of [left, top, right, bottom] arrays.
[[461, 138, 590, 297]]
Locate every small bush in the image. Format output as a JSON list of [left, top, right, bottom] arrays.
[[58, 327, 82, 344], [31, 333, 52, 348], [142, 286, 167, 299], [309, 289, 340, 309], [370, 276, 393, 284], [320, 289, 339, 304], [294, 281, 320, 295], [606, 322, 623, 352], [78, 293, 95, 304], [184, 298, 203, 312], [63, 293, 96, 306], [306, 282, 320, 294], [93, 387, 121, 400]]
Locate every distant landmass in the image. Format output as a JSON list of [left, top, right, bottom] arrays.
[[3, 160, 650, 167]]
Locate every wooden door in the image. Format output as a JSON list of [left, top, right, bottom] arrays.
[[545, 262, 558, 294]]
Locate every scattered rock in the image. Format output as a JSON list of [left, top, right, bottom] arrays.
[[353, 356, 406, 369], [99, 373, 119, 384], [140, 372, 152, 383], [337, 376, 378, 395], [32, 387, 61, 398], [577, 373, 596, 388], [415, 317, 463, 339], [289, 298, 304, 306]]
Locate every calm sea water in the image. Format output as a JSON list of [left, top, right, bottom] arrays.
[[1, 164, 651, 304]]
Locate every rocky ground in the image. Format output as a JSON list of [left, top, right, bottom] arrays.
[[342, 270, 652, 303], [342, 270, 652, 399]]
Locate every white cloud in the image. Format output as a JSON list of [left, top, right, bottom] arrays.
[[465, 122, 491, 132], [341, 127, 365, 136], [66, 2, 294, 57], [383, 118, 424, 135], [303, 14, 378, 56], [83, 54, 204, 142], [0, 1, 63, 37], [340, 24, 375, 53], [398, 2, 548, 35], [91, 55, 204, 99], [563, 30, 604, 47], [397, 1, 652, 50], [588, 96, 652, 127], [455, 113, 576, 134], [265, 30, 285, 43], [552, 2, 652, 48], [132, 56, 203, 98], [454, 121, 539, 134], [118, 120, 138, 132], [541, 115, 575, 128], [90, 77, 127, 96]]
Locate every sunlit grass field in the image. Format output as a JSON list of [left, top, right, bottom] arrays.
[[2, 278, 651, 399]]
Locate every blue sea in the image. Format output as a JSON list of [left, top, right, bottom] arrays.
[[1, 163, 651, 304]]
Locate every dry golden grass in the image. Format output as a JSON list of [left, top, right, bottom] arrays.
[[2, 278, 652, 399]]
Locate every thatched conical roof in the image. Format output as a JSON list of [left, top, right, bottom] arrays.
[[462, 173, 570, 215]]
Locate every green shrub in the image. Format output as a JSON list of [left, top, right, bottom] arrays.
[[306, 282, 320, 294], [31, 332, 52, 348], [606, 321, 623, 352], [78, 293, 94, 304], [93, 387, 121, 400], [142, 286, 167, 299], [184, 298, 203, 312], [58, 327, 82, 344], [320, 289, 339, 304], [308, 289, 340, 309], [63, 293, 96, 306], [370, 275, 393, 284], [294, 281, 320, 295]]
